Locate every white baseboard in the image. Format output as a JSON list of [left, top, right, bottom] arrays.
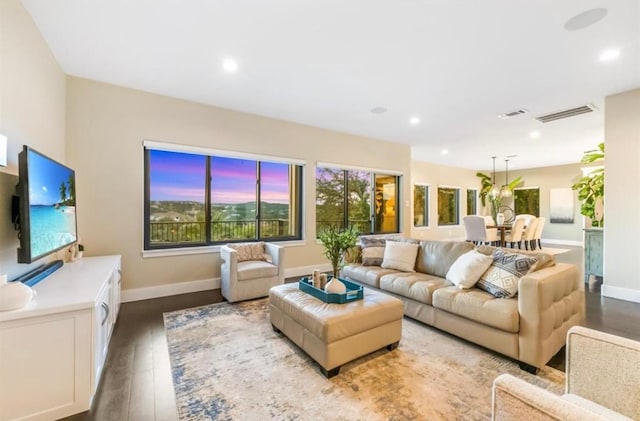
[[121, 264, 333, 303], [121, 277, 220, 303], [541, 238, 583, 247], [602, 284, 640, 304]]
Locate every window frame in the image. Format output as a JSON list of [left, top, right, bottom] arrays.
[[466, 188, 478, 216], [437, 185, 461, 226], [413, 183, 430, 228], [315, 163, 402, 236], [513, 186, 541, 217], [143, 143, 304, 251]]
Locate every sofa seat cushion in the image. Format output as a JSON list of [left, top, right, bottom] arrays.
[[432, 286, 520, 333], [237, 260, 278, 281], [379, 272, 452, 305], [341, 264, 399, 288]]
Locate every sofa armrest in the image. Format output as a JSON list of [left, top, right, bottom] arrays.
[[492, 374, 605, 421], [566, 326, 640, 418], [264, 243, 284, 280], [220, 246, 238, 299], [517, 263, 584, 368]]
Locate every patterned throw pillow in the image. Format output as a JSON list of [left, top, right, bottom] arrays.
[[476, 249, 538, 298], [228, 242, 266, 262], [360, 237, 387, 266]]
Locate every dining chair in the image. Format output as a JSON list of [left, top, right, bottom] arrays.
[[483, 215, 496, 227], [504, 217, 526, 249], [514, 213, 535, 228], [533, 217, 546, 249], [522, 217, 539, 250], [463, 216, 499, 245]]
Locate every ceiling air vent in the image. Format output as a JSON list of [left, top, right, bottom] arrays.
[[535, 104, 596, 123], [498, 109, 528, 119]]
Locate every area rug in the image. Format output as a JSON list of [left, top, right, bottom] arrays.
[[164, 299, 564, 421]]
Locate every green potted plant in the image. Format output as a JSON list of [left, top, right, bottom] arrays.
[[476, 172, 522, 222], [572, 142, 604, 227], [318, 225, 358, 279]]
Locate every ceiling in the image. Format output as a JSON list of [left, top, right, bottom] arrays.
[[22, 0, 640, 170]]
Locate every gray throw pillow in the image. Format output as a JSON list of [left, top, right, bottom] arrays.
[[476, 249, 538, 299]]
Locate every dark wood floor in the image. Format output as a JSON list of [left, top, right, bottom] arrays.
[[63, 244, 640, 421]]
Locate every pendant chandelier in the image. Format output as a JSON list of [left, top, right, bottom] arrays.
[[490, 156, 500, 199], [500, 159, 513, 198]]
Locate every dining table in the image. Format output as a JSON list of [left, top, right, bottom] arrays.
[[487, 224, 512, 247]]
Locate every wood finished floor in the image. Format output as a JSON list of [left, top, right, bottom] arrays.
[[63, 244, 640, 421]]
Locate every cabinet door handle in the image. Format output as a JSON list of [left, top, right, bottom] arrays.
[[101, 302, 110, 326]]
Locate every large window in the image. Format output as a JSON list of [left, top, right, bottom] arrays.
[[514, 187, 540, 216], [466, 188, 477, 215], [413, 184, 429, 227], [145, 148, 303, 249], [438, 187, 460, 226], [316, 166, 400, 235]]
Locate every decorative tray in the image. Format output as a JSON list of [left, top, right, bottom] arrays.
[[298, 277, 363, 304]]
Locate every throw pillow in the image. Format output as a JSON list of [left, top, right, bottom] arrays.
[[446, 250, 494, 289], [228, 242, 266, 262], [361, 246, 385, 266], [381, 241, 419, 272], [359, 236, 388, 266], [475, 245, 556, 272], [477, 249, 539, 298]]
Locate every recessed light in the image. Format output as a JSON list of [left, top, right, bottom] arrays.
[[564, 8, 608, 31], [410, 117, 420, 125], [529, 131, 541, 139], [222, 59, 238, 72], [441, 149, 448, 155], [370, 107, 388, 114], [599, 49, 620, 62]]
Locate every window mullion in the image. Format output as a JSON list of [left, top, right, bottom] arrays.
[[256, 161, 261, 240], [205, 156, 212, 244]]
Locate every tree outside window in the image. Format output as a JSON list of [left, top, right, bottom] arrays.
[[413, 185, 429, 227], [438, 187, 460, 226], [514, 187, 540, 216], [467, 189, 477, 216]]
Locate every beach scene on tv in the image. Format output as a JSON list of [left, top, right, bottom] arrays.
[[28, 150, 77, 259]]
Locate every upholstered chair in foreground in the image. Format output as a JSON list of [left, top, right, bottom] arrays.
[[492, 326, 640, 420], [220, 242, 284, 303]]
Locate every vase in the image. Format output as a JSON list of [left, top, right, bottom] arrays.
[[497, 212, 505, 226], [0, 274, 36, 311], [324, 277, 346, 294]]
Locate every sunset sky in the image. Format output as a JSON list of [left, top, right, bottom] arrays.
[[149, 150, 289, 204]]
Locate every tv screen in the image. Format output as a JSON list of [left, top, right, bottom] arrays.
[[16, 146, 77, 263]]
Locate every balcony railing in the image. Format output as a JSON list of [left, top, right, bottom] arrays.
[[149, 219, 291, 244], [316, 219, 371, 234]]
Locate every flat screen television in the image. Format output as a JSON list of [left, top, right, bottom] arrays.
[[14, 146, 78, 264]]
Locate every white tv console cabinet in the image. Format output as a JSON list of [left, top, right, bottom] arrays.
[[0, 255, 121, 421]]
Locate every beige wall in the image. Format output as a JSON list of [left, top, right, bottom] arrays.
[[410, 160, 478, 240], [0, 0, 67, 279], [603, 88, 640, 301], [65, 77, 412, 291]]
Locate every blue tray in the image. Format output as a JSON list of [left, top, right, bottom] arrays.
[[299, 277, 363, 304]]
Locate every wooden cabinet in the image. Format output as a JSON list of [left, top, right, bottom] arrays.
[[0, 255, 121, 421], [584, 228, 604, 283]]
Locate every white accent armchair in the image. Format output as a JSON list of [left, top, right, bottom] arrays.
[[492, 326, 640, 420], [220, 242, 284, 303]]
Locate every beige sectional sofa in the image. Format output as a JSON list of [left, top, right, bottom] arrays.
[[341, 239, 584, 372]]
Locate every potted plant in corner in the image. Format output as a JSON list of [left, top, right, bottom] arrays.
[[572, 142, 605, 227], [318, 225, 358, 280]]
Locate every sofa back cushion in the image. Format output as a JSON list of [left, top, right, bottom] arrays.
[[416, 240, 475, 278]]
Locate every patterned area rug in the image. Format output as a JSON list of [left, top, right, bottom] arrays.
[[164, 299, 564, 421]]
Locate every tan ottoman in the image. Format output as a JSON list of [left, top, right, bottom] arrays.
[[269, 282, 404, 377]]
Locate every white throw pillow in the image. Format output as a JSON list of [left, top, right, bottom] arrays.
[[446, 250, 494, 289], [381, 241, 419, 272]]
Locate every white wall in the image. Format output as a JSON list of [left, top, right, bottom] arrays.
[[603, 88, 640, 303], [65, 77, 412, 293], [0, 0, 67, 279]]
